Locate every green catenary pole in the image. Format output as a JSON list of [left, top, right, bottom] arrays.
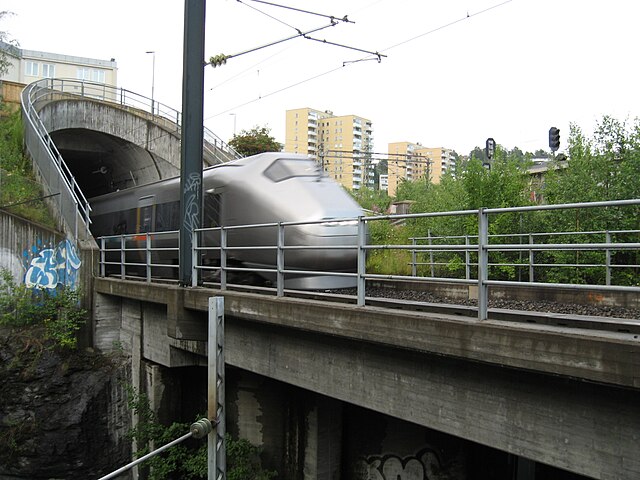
[[179, 0, 206, 285]]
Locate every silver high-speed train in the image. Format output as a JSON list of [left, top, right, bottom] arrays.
[[90, 152, 365, 289]]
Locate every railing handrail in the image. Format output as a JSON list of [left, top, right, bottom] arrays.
[[410, 229, 640, 243]]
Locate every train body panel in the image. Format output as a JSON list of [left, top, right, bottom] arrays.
[[90, 152, 365, 289]]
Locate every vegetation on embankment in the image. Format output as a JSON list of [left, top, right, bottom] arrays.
[[354, 116, 640, 285], [0, 106, 55, 227]]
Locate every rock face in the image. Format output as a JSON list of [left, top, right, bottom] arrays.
[[0, 328, 131, 479]]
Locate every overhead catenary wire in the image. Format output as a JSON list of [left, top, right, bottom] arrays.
[[100, 1, 515, 151], [236, 0, 302, 32], [207, 21, 340, 67], [209, 1, 379, 66], [206, 0, 513, 119], [242, 0, 355, 25]]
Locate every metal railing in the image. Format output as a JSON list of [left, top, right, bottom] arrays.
[[21, 78, 241, 239], [410, 229, 640, 285], [96, 199, 640, 320], [21, 80, 92, 239]]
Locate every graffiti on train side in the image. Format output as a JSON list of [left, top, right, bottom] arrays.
[[356, 449, 442, 480], [23, 238, 81, 290]]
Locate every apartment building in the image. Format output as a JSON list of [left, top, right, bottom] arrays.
[[0, 41, 117, 89], [423, 147, 456, 184], [386, 142, 456, 196], [285, 107, 374, 190]]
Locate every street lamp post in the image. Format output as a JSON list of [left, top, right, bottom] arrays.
[[146, 51, 156, 115], [229, 113, 236, 136]]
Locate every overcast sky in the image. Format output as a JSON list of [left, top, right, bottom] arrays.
[[3, 0, 639, 156]]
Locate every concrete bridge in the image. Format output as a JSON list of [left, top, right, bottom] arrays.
[[92, 276, 639, 480], [9, 79, 640, 480]]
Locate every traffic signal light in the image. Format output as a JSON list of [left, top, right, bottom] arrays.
[[485, 137, 495, 160], [549, 127, 560, 152]]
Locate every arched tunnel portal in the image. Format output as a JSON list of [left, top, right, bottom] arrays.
[[51, 128, 178, 199]]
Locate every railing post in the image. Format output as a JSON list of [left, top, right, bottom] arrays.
[[277, 223, 285, 297], [220, 227, 227, 290], [146, 233, 152, 283], [605, 230, 611, 285], [192, 231, 199, 287], [100, 237, 105, 277], [411, 238, 417, 277], [428, 229, 435, 278], [477, 208, 489, 320], [357, 216, 367, 307], [120, 235, 126, 280], [529, 233, 534, 282], [465, 235, 471, 280]]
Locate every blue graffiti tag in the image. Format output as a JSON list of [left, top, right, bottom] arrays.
[[24, 239, 82, 290]]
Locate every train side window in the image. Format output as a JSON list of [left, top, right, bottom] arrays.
[[203, 190, 221, 227], [264, 158, 319, 182], [137, 195, 155, 233], [155, 201, 180, 231]]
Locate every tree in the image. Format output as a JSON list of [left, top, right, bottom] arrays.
[[0, 11, 19, 77], [350, 186, 391, 213], [533, 149, 549, 158], [228, 126, 282, 157]]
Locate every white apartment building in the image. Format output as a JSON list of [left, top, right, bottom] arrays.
[[1, 41, 117, 88]]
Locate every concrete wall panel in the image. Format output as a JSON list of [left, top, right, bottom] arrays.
[[224, 318, 639, 480]]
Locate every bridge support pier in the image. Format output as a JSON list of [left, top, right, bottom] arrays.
[[226, 369, 343, 479], [303, 396, 343, 480]]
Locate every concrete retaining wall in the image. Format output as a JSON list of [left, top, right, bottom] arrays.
[[0, 209, 61, 282]]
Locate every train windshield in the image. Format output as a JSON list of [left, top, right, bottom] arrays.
[[263, 159, 321, 182]]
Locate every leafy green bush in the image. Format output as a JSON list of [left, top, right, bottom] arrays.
[[0, 109, 56, 227], [0, 268, 86, 349], [126, 386, 277, 480], [366, 220, 412, 275]]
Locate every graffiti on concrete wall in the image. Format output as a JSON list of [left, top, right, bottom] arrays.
[[356, 449, 442, 480], [23, 238, 81, 290]]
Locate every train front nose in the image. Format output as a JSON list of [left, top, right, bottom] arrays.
[[287, 219, 363, 271]]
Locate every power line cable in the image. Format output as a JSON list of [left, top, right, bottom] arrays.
[[206, 0, 513, 118], [91, 1, 514, 155], [379, 0, 513, 54], [236, 0, 301, 32], [207, 46, 289, 92], [243, 0, 355, 24], [205, 64, 345, 120], [207, 21, 338, 67]]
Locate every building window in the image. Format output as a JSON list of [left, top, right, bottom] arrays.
[[91, 69, 105, 83], [42, 63, 55, 78], [77, 67, 90, 80], [25, 61, 39, 76]]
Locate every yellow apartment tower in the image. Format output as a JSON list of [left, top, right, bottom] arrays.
[[285, 107, 374, 190], [387, 143, 456, 197]]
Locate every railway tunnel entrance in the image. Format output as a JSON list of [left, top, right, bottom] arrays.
[[51, 128, 178, 198], [35, 96, 185, 206]]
